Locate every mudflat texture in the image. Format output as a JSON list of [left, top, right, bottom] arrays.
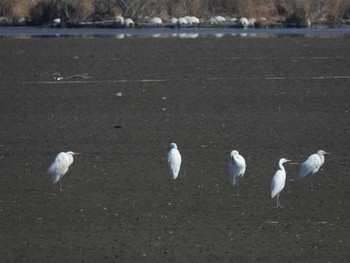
[[0, 36, 349, 262]]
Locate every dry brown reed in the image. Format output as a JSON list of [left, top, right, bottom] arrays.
[[326, 0, 350, 19], [0, 0, 38, 23], [28, 0, 93, 25]]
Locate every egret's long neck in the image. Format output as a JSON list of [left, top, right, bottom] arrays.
[[279, 161, 285, 172], [67, 155, 74, 165], [318, 154, 325, 164]]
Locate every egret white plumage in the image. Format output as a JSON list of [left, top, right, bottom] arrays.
[[115, 15, 124, 26], [170, 17, 178, 26], [239, 17, 249, 27], [270, 158, 291, 208], [228, 150, 246, 195], [184, 16, 200, 25], [48, 151, 81, 191], [167, 143, 182, 191], [147, 17, 162, 25], [298, 150, 331, 190], [52, 18, 61, 24], [215, 16, 226, 23], [228, 17, 238, 25], [248, 18, 257, 27], [177, 17, 188, 26], [124, 18, 134, 27]]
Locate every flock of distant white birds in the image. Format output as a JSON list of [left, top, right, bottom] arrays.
[[115, 15, 258, 27], [45, 15, 260, 28], [48, 144, 330, 208], [8, 13, 314, 29]]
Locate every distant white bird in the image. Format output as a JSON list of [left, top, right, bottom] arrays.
[[298, 150, 331, 190], [228, 17, 238, 24], [306, 18, 311, 27], [48, 151, 81, 191], [169, 17, 178, 26], [215, 16, 226, 23], [115, 15, 124, 25], [208, 17, 217, 24], [147, 17, 162, 25], [239, 17, 249, 27], [271, 158, 291, 208], [52, 18, 61, 24], [184, 16, 200, 25], [167, 143, 182, 191], [177, 17, 188, 26], [124, 18, 134, 27], [248, 18, 257, 27], [16, 17, 27, 26], [228, 150, 246, 195], [208, 16, 226, 25]]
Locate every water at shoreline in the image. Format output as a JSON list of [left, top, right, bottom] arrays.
[[1, 26, 350, 38]]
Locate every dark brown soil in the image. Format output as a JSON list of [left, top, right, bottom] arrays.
[[0, 36, 349, 262]]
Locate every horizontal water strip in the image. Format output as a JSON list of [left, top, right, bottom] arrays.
[[24, 75, 350, 84]]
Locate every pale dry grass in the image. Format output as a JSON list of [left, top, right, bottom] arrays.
[[234, 0, 277, 18], [0, 0, 38, 23], [326, 0, 350, 19], [276, 0, 350, 21], [169, 0, 209, 18]]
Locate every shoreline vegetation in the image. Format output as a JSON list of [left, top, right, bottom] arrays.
[[0, 0, 349, 29]]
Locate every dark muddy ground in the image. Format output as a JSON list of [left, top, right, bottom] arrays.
[[0, 36, 349, 262]]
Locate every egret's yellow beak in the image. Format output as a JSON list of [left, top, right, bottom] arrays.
[[325, 152, 332, 154], [73, 152, 81, 155]]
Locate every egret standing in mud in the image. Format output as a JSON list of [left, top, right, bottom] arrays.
[[298, 150, 331, 190], [167, 143, 182, 191], [228, 150, 246, 195], [48, 151, 81, 191], [270, 158, 291, 208]]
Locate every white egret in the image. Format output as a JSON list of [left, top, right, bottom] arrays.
[[52, 18, 61, 26], [177, 17, 188, 26], [228, 17, 238, 25], [169, 17, 178, 26], [306, 19, 311, 27], [298, 150, 331, 190], [184, 16, 200, 25], [208, 17, 217, 25], [270, 158, 291, 208], [115, 15, 124, 26], [48, 151, 81, 191], [239, 17, 249, 27], [16, 17, 27, 26], [147, 17, 162, 25], [248, 18, 257, 27], [215, 16, 226, 23], [167, 143, 182, 191], [124, 18, 134, 27], [228, 150, 246, 195]]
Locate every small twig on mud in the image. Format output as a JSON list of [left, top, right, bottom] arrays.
[[50, 72, 93, 81], [64, 73, 93, 80], [51, 72, 62, 80]]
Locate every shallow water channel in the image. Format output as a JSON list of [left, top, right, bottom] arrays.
[[1, 26, 350, 38]]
